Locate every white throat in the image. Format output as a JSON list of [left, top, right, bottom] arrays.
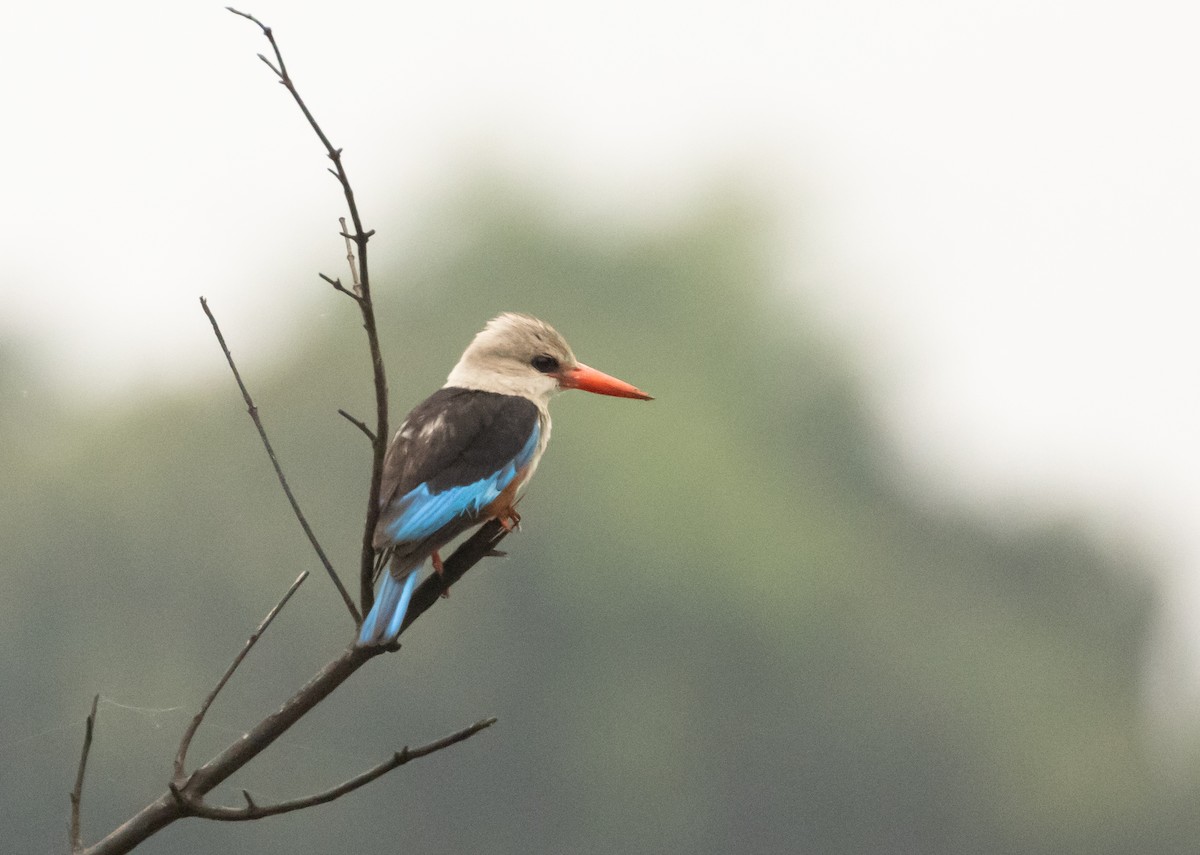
[[444, 359, 558, 407]]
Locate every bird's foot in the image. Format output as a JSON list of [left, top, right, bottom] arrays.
[[498, 508, 522, 532], [431, 550, 444, 575]]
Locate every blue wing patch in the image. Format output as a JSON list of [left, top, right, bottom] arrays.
[[381, 421, 540, 544]]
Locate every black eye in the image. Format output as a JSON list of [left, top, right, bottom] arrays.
[[531, 354, 559, 373]]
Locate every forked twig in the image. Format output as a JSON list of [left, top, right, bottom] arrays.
[[174, 570, 309, 782], [319, 271, 361, 301], [200, 297, 360, 623]]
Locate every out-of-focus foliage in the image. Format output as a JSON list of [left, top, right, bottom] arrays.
[[4, 180, 1199, 854]]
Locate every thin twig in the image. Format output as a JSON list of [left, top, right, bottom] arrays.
[[340, 216, 362, 295], [174, 570, 309, 782], [69, 694, 100, 853], [318, 272, 361, 301], [338, 408, 376, 442], [200, 297, 360, 623], [175, 717, 497, 820], [228, 7, 391, 615]]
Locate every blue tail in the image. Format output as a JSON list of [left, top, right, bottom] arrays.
[[357, 570, 419, 647]]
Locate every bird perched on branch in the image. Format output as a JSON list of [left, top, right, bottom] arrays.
[[357, 313, 652, 647]]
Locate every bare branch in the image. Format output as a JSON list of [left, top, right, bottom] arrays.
[[174, 570, 309, 782], [69, 694, 100, 852], [338, 408, 376, 442], [318, 271, 362, 301], [173, 718, 496, 821], [256, 53, 284, 80], [79, 520, 509, 855], [340, 217, 362, 295], [227, 6, 391, 615], [200, 297, 360, 624]]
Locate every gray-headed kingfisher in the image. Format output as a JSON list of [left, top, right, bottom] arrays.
[[357, 313, 652, 647]]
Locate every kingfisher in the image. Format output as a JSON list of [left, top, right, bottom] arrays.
[[356, 313, 652, 647]]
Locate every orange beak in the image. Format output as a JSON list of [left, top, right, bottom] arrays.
[[560, 362, 653, 400]]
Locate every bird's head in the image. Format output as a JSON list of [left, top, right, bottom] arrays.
[[445, 313, 653, 406]]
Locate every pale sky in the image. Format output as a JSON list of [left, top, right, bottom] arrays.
[[4, 2, 1200, 710]]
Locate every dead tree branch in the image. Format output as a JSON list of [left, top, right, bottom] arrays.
[[66, 11, 514, 855], [75, 522, 509, 855]]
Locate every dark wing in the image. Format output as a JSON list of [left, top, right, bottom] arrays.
[[374, 387, 540, 550]]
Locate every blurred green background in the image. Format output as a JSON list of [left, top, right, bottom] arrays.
[[5, 178, 1200, 855]]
